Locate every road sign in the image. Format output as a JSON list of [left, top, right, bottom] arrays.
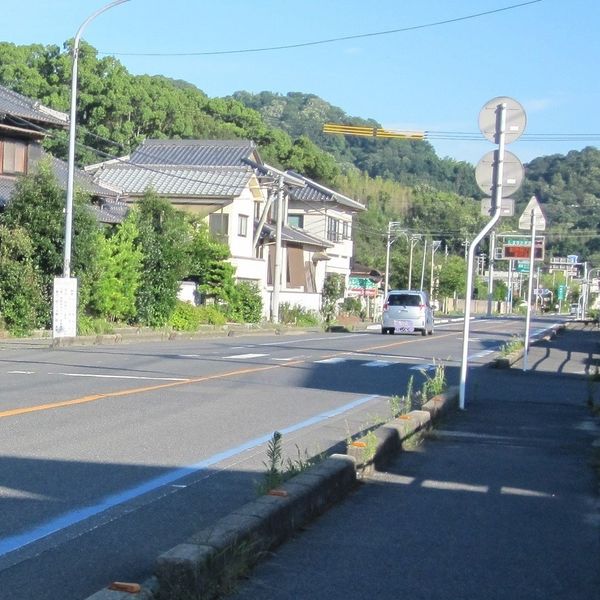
[[501, 235, 545, 260], [515, 260, 530, 273], [322, 123, 424, 140], [475, 150, 524, 198], [518, 196, 546, 231], [480, 197, 514, 217], [557, 284, 566, 300], [479, 97, 527, 144]]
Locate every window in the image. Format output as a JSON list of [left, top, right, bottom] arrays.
[[342, 221, 351, 240], [209, 213, 229, 238], [327, 217, 340, 242], [288, 214, 304, 229], [238, 214, 248, 237], [1, 140, 27, 174]]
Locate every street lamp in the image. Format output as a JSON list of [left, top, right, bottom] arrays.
[[429, 240, 442, 298], [63, 0, 131, 277], [407, 234, 422, 290], [383, 222, 406, 298]]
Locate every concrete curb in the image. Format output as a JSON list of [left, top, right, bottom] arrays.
[[491, 323, 565, 369], [84, 388, 459, 600]]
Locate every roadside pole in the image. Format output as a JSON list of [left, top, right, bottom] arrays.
[[460, 97, 526, 410], [518, 196, 546, 371], [459, 104, 507, 410], [523, 212, 537, 371]]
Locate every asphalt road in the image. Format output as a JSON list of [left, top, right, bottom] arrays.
[[0, 316, 560, 599]]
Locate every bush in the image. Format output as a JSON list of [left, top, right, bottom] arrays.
[[341, 296, 362, 316], [77, 316, 115, 336], [169, 301, 228, 330], [225, 281, 263, 323], [169, 301, 203, 331], [279, 303, 321, 326]]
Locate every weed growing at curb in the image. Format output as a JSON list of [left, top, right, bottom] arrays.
[[420, 361, 447, 402], [256, 431, 315, 495], [499, 335, 525, 357], [389, 375, 415, 417]]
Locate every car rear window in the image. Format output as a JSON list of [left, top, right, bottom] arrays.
[[388, 294, 421, 306]]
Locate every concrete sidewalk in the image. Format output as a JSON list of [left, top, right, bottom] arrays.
[[228, 324, 600, 600]]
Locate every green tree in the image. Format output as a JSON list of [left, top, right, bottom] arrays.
[[1, 160, 102, 325], [437, 256, 468, 299], [187, 220, 236, 302], [0, 225, 45, 335], [321, 273, 345, 325], [89, 215, 142, 321], [134, 191, 190, 326]]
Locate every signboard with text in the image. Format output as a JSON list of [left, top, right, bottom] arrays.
[[53, 277, 78, 338], [500, 235, 545, 260]]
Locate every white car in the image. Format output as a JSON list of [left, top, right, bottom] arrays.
[[381, 289, 434, 336]]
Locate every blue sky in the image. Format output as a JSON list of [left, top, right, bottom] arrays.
[[2, 0, 598, 165]]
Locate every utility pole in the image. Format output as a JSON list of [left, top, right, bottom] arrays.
[[486, 230, 496, 316], [271, 175, 284, 323], [430, 240, 442, 298], [420, 239, 428, 291], [407, 234, 422, 290], [384, 222, 405, 298]]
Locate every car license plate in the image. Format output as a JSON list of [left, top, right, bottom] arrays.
[[394, 320, 414, 332]]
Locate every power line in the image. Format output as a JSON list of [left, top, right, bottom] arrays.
[[98, 1, 542, 57]]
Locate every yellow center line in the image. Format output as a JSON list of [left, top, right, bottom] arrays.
[[0, 320, 507, 419]]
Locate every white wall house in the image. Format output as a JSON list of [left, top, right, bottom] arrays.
[[87, 140, 348, 321], [286, 172, 366, 292]]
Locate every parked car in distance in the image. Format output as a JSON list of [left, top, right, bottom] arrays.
[[569, 303, 579, 316], [381, 289, 434, 336]]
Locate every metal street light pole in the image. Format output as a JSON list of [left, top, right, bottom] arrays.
[[430, 240, 441, 298], [63, 0, 131, 277], [384, 222, 404, 298], [407, 234, 421, 290], [420, 239, 428, 291]]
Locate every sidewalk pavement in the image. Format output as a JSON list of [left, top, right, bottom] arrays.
[[228, 323, 600, 600]]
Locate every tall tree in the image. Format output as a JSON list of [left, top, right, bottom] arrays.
[[134, 191, 190, 326]]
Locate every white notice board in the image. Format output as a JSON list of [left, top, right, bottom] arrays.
[[53, 277, 78, 338]]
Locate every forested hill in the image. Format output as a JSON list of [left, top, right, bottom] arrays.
[[232, 91, 479, 198], [0, 42, 599, 266]]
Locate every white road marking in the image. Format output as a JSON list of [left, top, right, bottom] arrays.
[[222, 353, 268, 359], [314, 357, 346, 364], [7, 370, 35, 375], [271, 356, 303, 362], [410, 363, 435, 371], [363, 360, 393, 368], [50, 372, 189, 381]]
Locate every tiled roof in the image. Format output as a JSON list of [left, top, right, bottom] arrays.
[[88, 201, 130, 224], [130, 139, 259, 167], [50, 156, 120, 199], [0, 84, 68, 127], [92, 163, 252, 197], [0, 154, 119, 209], [287, 170, 365, 212], [260, 221, 332, 249]]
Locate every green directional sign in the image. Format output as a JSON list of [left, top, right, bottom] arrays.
[[515, 260, 530, 273], [557, 284, 566, 301]]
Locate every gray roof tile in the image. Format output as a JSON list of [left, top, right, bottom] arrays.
[[287, 170, 365, 212], [130, 139, 259, 167], [93, 164, 252, 197], [0, 84, 68, 127]]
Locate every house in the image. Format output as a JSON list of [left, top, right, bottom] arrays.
[[286, 171, 366, 288], [0, 84, 124, 222], [89, 139, 336, 319]]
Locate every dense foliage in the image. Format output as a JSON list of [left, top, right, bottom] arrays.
[[232, 91, 479, 197], [0, 40, 599, 327]]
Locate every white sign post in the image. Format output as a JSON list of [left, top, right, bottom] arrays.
[[53, 277, 78, 338], [519, 196, 546, 371]]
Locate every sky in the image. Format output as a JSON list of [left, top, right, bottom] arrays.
[[2, 0, 599, 165]]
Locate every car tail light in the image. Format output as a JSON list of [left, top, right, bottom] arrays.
[[383, 302, 389, 312], [418, 304, 425, 311]]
